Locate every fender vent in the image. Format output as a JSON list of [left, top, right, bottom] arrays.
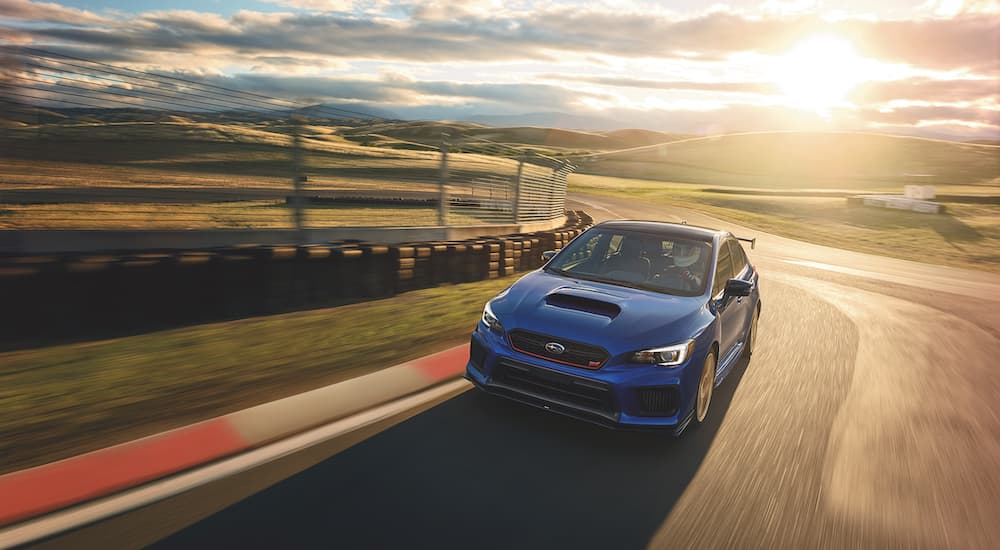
[[636, 387, 680, 416], [545, 293, 621, 319], [469, 336, 487, 372]]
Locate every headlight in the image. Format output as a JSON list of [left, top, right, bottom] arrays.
[[482, 301, 504, 333], [631, 339, 695, 367]]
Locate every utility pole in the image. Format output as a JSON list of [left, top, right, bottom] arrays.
[[438, 132, 449, 226], [290, 114, 306, 242]]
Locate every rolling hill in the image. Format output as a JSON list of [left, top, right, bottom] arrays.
[[579, 131, 1000, 189], [339, 121, 690, 152], [2, 112, 996, 190]]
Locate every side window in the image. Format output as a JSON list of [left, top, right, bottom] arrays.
[[712, 243, 733, 297], [727, 240, 748, 278]]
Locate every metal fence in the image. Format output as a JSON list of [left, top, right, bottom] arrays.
[[0, 46, 573, 232], [438, 136, 572, 225]]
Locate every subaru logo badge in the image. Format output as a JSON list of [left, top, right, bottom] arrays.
[[545, 342, 566, 355]]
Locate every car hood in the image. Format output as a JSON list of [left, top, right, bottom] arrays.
[[492, 270, 709, 355]]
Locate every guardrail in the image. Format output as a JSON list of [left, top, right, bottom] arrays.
[[0, 211, 592, 346]]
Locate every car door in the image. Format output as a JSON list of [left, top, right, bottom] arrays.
[[712, 240, 741, 363], [725, 239, 754, 348]]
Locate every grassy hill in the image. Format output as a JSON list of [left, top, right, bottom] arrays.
[[580, 131, 1000, 189], [0, 109, 691, 154], [3, 117, 996, 192], [340, 121, 690, 153], [3, 115, 998, 232], [0, 118, 533, 229], [0, 120, 507, 203]]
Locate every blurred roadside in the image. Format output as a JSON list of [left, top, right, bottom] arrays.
[[0, 275, 509, 476]]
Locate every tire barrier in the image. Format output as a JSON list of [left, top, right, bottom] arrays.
[[0, 211, 593, 347]]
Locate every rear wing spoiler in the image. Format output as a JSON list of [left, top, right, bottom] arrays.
[[736, 236, 756, 250]]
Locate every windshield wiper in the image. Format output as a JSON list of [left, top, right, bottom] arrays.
[[551, 269, 686, 295], [556, 270, 645, 290]]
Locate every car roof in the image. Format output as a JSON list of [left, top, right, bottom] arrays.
[[593, 220, 723, 243]]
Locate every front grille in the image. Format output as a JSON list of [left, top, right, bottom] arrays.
[[636, 387, 680, 416], [508, 329, 609, 369], [469, 336, 487, 372], [492, 358, 615, 414]]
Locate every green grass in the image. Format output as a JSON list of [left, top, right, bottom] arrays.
[[0, 275, 514, 474], [570, 174, 1000, 272]]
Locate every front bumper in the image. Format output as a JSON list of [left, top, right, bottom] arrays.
[[467, 325, 698, 433]]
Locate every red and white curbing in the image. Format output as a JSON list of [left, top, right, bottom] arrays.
[[0, 344, 469, 528]]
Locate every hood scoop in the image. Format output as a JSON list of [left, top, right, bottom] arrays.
[[544, 292, 622, 319]]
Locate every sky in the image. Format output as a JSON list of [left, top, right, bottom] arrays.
[[1, 0, 998, 138]]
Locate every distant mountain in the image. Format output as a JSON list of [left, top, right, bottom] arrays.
[[305, 103, 401, 120], [602, 128, 692, 148], [341, 120, 692, 151], [462, 111, 624, 131]]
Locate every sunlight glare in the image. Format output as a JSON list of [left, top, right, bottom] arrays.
[[773, 36, 868, 115]]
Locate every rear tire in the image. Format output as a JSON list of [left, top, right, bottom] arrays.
[[746, 304, 760, 358]]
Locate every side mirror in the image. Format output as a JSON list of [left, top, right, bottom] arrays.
[[541, 250, 557, 261], [724, 278, 752, 297]]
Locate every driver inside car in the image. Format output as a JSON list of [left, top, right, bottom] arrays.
[[662, 241, 706, 292]]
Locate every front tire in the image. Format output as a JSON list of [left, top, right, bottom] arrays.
[[692, 350, 717, 427]]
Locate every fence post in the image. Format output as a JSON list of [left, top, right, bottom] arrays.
[[556, 160, 569, 219], [438, 133, 449, 226], [513, 154, 525, 224], [290, 114, 306, 242], [547, 159, 558, 220]]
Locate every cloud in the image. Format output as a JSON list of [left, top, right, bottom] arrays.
[[7, 64, 602, 112], [844, 15, 1000, 75], [0, 26, 34, 44], [921, 0, 999, 17], [263, 0, 361, 10], [555, 102, 998, 138], [539, 74, 779, 95], [852, 77, 1000, 103], [5, 4, 997, 75], [0, 0, 110, 25], [2, 1, 997, 137], [211, 73, 605, 109], [262, 0, 395, 14], [864, 104, 999, 126], [405, 0, 520, 20], [248, 55, 346, 73]]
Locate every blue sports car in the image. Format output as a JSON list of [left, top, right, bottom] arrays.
[[466, 220, 761, 435]]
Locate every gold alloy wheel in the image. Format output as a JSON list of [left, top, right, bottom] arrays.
[[697, 351, 716, 423], [750, 309, 759, 353]]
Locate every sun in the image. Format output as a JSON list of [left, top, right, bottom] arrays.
[[772, 35, 867, 114]]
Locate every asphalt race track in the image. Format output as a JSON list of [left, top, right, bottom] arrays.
[[93, 193, 1000, 549]]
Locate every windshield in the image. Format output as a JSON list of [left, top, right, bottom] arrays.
[[545, 228, 713, 296]]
